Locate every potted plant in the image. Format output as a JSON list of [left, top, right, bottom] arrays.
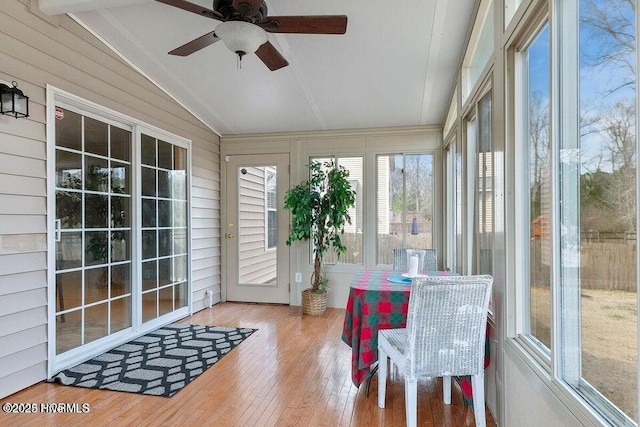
[[284, 159, 356, 315]]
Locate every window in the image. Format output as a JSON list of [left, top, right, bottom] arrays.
[[312, 156, 363, 265], [462, 0, 495, 102], [474, 91, 493, 276], [558, 0, 637, 420], [444, 140, 457, 272], [511, 1, 637, 422], [520, 23, 551, 350], [455, 141, 465, 273], [265, 168, 277, 250], [504, 0, 524, 29], [376, 154, 434, 266]]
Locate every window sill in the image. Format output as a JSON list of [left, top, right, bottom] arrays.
[[504, 338, 615, 427]]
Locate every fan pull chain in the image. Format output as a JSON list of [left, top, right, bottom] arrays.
[[236, 51, 246, 69]]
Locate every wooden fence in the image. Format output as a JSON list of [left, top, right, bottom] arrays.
[[322, 233, 433, 265], [531, 240, 637, 292], [321, 233, 636, 291]]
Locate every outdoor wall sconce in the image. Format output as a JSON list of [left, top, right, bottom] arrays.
[[0, 81, 29, 118]]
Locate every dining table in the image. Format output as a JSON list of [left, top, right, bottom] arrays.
[[341, 269, 490, 408]]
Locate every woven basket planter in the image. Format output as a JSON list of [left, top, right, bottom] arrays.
[[301, 288, 327, 316]]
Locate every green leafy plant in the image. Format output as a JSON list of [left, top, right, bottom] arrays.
[[284, 160, 356, 294]]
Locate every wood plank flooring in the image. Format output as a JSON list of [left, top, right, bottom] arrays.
[[0, 303, 497, 426]]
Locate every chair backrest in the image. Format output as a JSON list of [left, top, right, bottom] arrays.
[[405, 275, 493, 379], [392, 248, 438, 271]]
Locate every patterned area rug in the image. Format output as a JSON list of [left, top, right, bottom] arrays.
[[53, 323, 256, 397]]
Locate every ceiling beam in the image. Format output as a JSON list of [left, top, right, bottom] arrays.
[[38, 0, 149, 15]]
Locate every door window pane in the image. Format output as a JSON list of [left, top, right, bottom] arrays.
[[111, 263, 131, 297], [85, 194, 108, 228], [55, 108, 81, 151], [110, 126, 131, 162], [84, 117, 108, 157], [141, 167, 156, 197], [111, 162, 130, 194], [56, 191, 82, 229], [141, 134, 156, 166], [85, 156, 109, 192], [56, 150, 82, 189], [238, 165, 278, 284], [111, 296, 131, 333]]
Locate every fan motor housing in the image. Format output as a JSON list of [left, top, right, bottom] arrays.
[[213, 0, 267, 23]]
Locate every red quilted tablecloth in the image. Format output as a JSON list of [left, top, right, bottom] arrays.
[[341, 269, 489, 407]]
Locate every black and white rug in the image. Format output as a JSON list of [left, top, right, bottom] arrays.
[[53, 323, 256, 397]]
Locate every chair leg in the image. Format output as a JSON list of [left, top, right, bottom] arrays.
[[442, 375, 451, 404], [405, 379, 417, 427], [377, 348, 388, 408], [471, 374, 486, 427]]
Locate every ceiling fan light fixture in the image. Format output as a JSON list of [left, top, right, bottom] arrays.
[[215, 21, 267, 58]]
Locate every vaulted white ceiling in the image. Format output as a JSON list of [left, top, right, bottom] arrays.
[[39, 0, 475, 136]]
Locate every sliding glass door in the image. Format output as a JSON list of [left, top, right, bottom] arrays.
[[49, 97, 190, 374]]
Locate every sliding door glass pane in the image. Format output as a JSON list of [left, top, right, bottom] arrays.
[[140, 135, 189, 323], [54, 108, 132, 354]]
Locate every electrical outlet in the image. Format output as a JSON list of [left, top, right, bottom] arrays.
[[295, 272, 302, 283]]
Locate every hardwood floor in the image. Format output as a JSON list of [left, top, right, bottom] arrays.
[[0, 303, 497, 426]]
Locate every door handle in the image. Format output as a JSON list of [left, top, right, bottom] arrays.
[[225, 233, 234, 238]]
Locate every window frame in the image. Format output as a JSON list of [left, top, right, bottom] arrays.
[[511, 13, 554, 367]]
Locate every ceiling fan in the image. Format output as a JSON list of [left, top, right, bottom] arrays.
[[156, 0, 348, 71]]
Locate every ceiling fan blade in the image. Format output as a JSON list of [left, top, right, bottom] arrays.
[[232, 0, 263, 16], [168, 31, 220, 56], [260, 15, 348, 34], [255, 41, 289, 71], [154, 0, 223, 20]]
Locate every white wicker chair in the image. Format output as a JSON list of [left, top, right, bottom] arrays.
[[377, 275, 493, 427], [392, 248, 438, 271]]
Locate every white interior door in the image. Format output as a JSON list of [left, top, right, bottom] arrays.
[[225, 154, 289, 304]]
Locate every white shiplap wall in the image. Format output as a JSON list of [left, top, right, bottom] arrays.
[[0, 0, 220, 398]]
